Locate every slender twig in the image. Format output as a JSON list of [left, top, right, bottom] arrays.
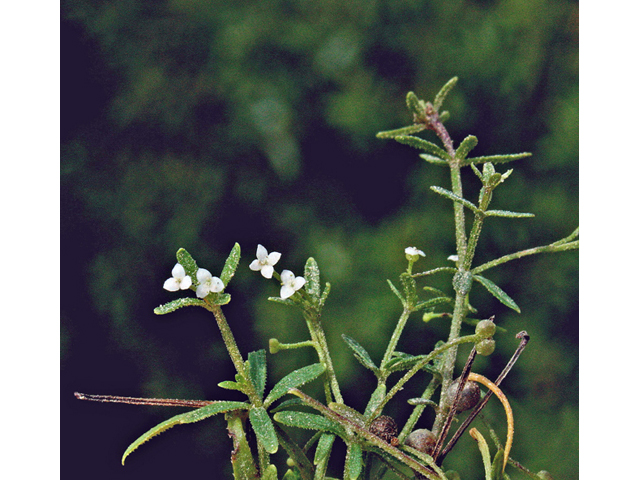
[[472, 241, 578, 275], [74, 392, 213, 408], [439, 332, 529, 461]]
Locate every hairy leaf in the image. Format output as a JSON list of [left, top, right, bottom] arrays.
[[455, 135, 478, 161], [249, 407, 279, 454], [329, 403, 366, 429], [376, 124, 426, 138], [314, 433, 336, 465], [430, 186, 481, 214], [220, 243, 241, 287], [264, 363, 326, 407], [345, 443, 363, 480], [154, 297, 206, 315], [433, 77, 458, 111], [461, 152, 531, 167], [484, 209, 535, 218], [420, 153, 449, 166], [342, 335, 378, 373], [304, 257, 321, 299], [122, 401, 249, 464], [273, 411, 345, 437], [176, 248, 199, 280], [248, 350, 267, 399], [394, 135, 450, 160], [473, 275, 521, 313]]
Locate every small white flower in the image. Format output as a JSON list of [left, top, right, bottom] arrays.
[[249, 244, 282, 279], [447, 255, 459, 262], [196, 268, 224, 298], [405, 247, 426, 257], [163, 263, 192, 291], [280, 270, 306, 299]]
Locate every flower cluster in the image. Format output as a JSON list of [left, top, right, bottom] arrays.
[[163, 263, 223, 299], [250, 244, 305, 299]]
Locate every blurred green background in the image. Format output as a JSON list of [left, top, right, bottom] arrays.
[[61, 1, 578, 478]]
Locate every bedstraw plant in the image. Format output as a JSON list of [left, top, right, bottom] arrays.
[[75, 77, 578, 480]]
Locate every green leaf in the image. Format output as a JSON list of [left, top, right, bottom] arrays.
[[376, 124, 426, 138], [249, 407, 279, 454], [176, 248, 199, 280], [469, 429, 493, 480], [319, 282, 331, 308], [273, 411, 345, 437], [461, 152, 532, 167], [420, 153, 449, 166], [473, 275, 521, 313], [491, 449, 505, 480], [264, 363, 326, 408], [248, 350, 267, 399], [405, 91, 426, 121], [430, 186, 481, 214], [304, 257, 321, 299], [273, 424, 315, 480], [314, 433, 336, 465], [433, 77, 458, 111], [268, 296, 297, 307], [154, 297, 206, 315], [394, 135, 450, 160], [384, 352, 439, 376], [220, 243, 241, 287], [415, 296, 454, 311], [208, 292, 231, 305], [455, 135, 478, 161], [484, 210, 535, 218], [345, 443, 363, 480], [387, 279, 405, 306], [342, 335, 378, 373], [218, 380, 243, 391], [329, 403, 366, 429], [262, 464, 278, 480], [364, 383, 386, 419], [122, 401, 249, 464], [400, 272, 418, 308]]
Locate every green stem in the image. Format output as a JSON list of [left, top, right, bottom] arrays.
[[380, 307, 413, 373], [207, 304, 262, 406], [472, 240, 579, 275], [398, 377, 440, 443]]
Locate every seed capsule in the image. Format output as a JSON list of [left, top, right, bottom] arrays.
[[368, 415, 399, 446], [446, 377, 481, 413], [405, 428, 437, 456]]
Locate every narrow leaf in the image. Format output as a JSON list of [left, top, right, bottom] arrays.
[[220, 243, 241, 287], [273, 411, 345, 437], [405, 91, 425, 118], [430, 186, 481, 214], [209, 292, 231, 306], [469, 428, 493, 480], [268, 296, 296, 307], [122, 401, 249, 464], [248, 350, 267, 399], [491, 449, 505, 480], [420, 153, 449, 166], [319, 282, 331, 308], [154, 297, 206, 315], [394, 135, 450, 160], [304, 257, 321, 299], [274, 424, 315, 480], [249, 407, 279, 454], [473, 275, 521, 313], [262, 464, 278, 480], [364, 383, 387, 419], [264, 363, 326, 407], [484, 210, 535, 218], [455, 135, 478, 160], [462, 152, 532, 167], [433, 77, 458, 111], [314, 433, 336, 465], [342, 335, 378, 373], [415, 296, 454, 311], [176, 248, 199, 280], [218, 380, 243, 391], [387, 279, 405, 305], [376, 124, 426, 138], [345, 443, 363, 480]]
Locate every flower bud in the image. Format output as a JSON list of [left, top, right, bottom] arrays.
[[405, 429, 436, 456], [475, 319, 496, 339], [475, 338, 496, 356]]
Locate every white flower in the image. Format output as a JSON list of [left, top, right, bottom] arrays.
[[405, 247, 426, 257], [447, 255, 459, 262], [163, 263, 192, 291], [196, 268, 224, 298], [249, 244, 282, 279], [280, 270, 306, 299]]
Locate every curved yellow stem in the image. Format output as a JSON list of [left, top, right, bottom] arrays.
[[468, 373, 513, 473]]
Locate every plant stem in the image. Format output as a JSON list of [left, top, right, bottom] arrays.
[[398, 377, 439, 442], [472, 240, 578, 275], [207, 304, 262, 406], [380, 307, 413, 372]]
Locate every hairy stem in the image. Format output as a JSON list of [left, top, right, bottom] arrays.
[[381, 307, 413, 373]]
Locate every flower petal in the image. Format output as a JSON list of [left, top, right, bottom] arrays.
[[163, 278, 180, 291], [197, 268, 212, 283], [280, 285, 295, 299], [256, 244, 268, 261], [260, 265, 274, 279], [267, 251, 281, 265], [196, 284, 209, 298], [249, 259, 262, 271], [179, 276, 192, 290], [210, 276, 224, 293], [293, 276, 306, 291], [171, 263, 186, 279], [281, 270, 294, 284]]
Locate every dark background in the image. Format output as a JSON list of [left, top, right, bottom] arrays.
[[61, 1, 578, 478]]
